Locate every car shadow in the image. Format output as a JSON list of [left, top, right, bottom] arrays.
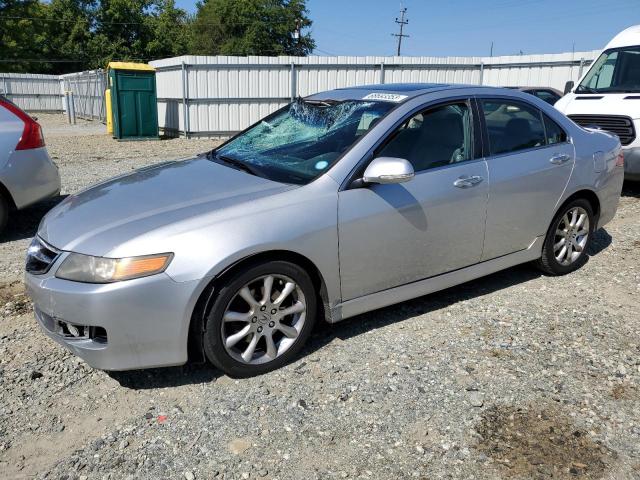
[[621, 180, 640, 198], [108, 363, 221, 389], [110, 227, 614, 389], [0, 195, 67, 243]]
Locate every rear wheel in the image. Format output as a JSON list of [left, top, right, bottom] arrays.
[[0, 194, 8, 235], [536, 198, 594, 275], [203, 260, 317, 377]]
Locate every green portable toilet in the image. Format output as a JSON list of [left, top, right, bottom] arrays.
[[107, 62, 159, 140]]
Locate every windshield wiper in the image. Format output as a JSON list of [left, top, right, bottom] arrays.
[[575, 85, 600, 94], [208, 151, 261, 177]]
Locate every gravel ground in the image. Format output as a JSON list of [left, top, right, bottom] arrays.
[[1, 114, 639, 480]]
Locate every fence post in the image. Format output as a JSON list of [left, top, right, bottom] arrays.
[[181, 61, 189, 139], [479, 62, 484, 85], [290, 63, 296, 101], [380, 63, 385, 84], [64, 92, 71, 124], [69, 92, 76, 124]]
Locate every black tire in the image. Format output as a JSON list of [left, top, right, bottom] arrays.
[[203, 260, 317, 378], [0, 194, 8, 236], [536, 198, 594, 275]]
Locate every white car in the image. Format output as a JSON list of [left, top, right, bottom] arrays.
[[0, 97, 61, 233], [556, 25, 640, 180]]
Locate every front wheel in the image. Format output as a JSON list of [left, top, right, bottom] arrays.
[[203, 260, 317, 377], [536, 198, 594, 275]]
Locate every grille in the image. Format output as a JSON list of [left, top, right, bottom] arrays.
[[26, 237, 60, 274], [568, 114, 636, 146]]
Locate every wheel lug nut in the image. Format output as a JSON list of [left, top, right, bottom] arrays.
[[257, 326, 263, 333], [271, 309, 277, 314], [269, 321, 275, 328], [251, 316, 257, 323], [260, 305, 266, 311]]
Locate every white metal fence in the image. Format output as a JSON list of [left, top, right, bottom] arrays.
[[1, 50, 600, 136], [61, 70, 108, 122], [150, 51, 599, 137], [0, 72, 63, 111]]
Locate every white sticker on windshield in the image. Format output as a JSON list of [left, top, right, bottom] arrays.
[[362, 93, 408, 102]]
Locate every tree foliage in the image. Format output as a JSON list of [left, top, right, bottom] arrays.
[[191, 0, 314, 56], [0, 0, 313, 74]]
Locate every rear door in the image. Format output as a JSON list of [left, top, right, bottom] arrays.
[[479, 97, 574, 260]]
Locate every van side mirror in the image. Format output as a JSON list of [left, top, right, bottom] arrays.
[[564, 81, 574, 95], [362, 157, 415, 184]]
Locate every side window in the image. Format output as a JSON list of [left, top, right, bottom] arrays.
[[482, 100, 545, 155], [534, 90, 560, 106], [543, 114, 567, 145], [377, 102, 473, 172]]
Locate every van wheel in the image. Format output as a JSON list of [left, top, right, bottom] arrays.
[[203, 260, 317, 378], [536, 198, 594, 275], [0, 194, 8, 235]]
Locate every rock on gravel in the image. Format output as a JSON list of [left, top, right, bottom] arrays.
[[0, 114, 639, 479]]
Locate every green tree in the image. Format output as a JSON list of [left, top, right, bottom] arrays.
[[191, 0, 315, 56], [144, 0, 190, 60], [0, 0, 51, 73], [44, 0, 96, 73], [87, 0, 189, 68]]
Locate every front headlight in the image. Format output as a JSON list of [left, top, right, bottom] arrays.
[[55, 252, 173, 283]]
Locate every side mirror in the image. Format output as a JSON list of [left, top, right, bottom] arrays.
[[564, 80, 575, 95], [362, 157, 415, 184]]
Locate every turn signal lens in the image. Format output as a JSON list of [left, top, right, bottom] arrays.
[[114, 256, 171, 280], [56, 252, 173, 283], [616, 151, 624, 167]]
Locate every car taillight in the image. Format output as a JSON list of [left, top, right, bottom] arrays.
[[616, 151, 624, 167], [0, 98, 45, 150]]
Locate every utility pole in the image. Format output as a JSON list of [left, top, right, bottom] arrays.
[[392, 7, 409, 56], [490, 41, 494, 57]]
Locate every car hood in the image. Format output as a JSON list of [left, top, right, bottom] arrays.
[[556, 93, 640, 120], [38, 157, 296, 255]]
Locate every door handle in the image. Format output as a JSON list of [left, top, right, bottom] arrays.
[[549, 154, 571, 165], [453, 175, 484, 188]]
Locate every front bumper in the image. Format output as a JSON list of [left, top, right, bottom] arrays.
[[623, 147, 640, 181], [25, 266, 202, 371]]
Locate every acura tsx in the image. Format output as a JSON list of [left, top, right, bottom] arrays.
[[25, 84, 624, 377]]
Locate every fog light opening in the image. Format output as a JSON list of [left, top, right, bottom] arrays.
[[89, 326, 108, 344]]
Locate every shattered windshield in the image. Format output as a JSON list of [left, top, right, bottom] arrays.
[[212, 99, 395, 184]]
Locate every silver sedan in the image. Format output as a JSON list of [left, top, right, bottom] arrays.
[[25, 84, 624, 377], [0, 97, 61, 234]]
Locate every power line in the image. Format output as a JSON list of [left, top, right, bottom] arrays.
[[391, 7, 409, 56], [0, 14, 306, 28]]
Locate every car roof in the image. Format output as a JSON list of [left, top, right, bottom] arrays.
[[306, 83, 527, 103]]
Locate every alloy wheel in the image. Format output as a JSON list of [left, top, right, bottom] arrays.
[[221, 274, 307, 365], [553, 206, 590, 266]]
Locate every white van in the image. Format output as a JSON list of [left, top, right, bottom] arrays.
[[555, 25, 640, 180]]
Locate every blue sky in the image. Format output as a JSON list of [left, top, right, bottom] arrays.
[[175, 0, 640, 57]]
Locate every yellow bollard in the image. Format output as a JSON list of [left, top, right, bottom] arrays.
[[105, 88, 113, 134]]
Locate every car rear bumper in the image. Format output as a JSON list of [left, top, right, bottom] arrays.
[[0, 148, 61, 209], [24, 268, 202, 371], [623, 146, 640, 181]]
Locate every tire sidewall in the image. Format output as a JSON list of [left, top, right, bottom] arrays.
[[543, 199, 594, 275], [203, 260, 317, 378], [0, 194, 8, 235]]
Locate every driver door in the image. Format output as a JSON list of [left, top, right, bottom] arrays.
[[337, 100, 489, 301]]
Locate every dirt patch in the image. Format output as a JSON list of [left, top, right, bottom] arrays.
[[611, 383, 637, 400], [0, 281, 30, 316], [475, 405, 617, 479]]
